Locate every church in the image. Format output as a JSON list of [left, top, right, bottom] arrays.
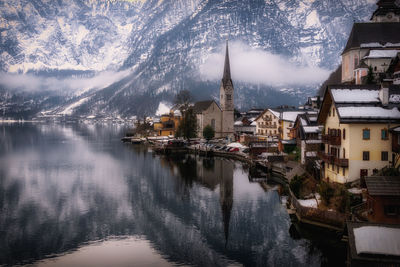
[[194, 41, 234, 139]]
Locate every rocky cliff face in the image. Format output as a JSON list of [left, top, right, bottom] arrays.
[[0, 0, 376, 119]]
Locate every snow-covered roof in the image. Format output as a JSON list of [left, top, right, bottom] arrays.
[[234, 121, 243, 126], [305, 140, 322, 144], [337, 107, 400, 120], [250, 121, 257, 126], [268, 109, 281, 118], [360, 42, 400, 48], [331, 89, 379, 103], [300, 118, 308, 126], [249, 117, 257, 122], [354, 226, 400, 256], [173, 109, 182, 117], [282, 111, 306, 122], [298, 198, 318, 208], [303, 126, 320, 133], [363, 49, 400, 59]]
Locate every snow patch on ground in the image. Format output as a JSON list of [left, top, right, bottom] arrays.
[[59, 97, 90, 115]]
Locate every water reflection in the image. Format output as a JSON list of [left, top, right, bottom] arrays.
[[0, 123, 324, 266]]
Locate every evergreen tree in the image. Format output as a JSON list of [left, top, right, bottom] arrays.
[[366, 65, 375, 84], [176, 108, 197, 139], [203, 125, 215, 141]]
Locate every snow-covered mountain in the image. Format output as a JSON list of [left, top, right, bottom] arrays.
[[0, 0, 376, 119]]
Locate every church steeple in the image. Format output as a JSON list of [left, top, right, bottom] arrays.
[[222, 40, 232, 87]]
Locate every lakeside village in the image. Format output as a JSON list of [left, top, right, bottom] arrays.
[[123, 2, 400, 265]]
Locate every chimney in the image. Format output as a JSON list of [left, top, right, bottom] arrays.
[[379, 84, 389, 106]]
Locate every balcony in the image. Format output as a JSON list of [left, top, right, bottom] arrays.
[[259, 124, 277, 129], [318, 151, 348, 167], [322, 134, 341, 146], [334, 157, 349, 167]]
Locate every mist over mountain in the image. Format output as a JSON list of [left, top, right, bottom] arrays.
[[0, 0, 376, 119]]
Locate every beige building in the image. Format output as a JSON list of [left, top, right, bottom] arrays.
[[318, 85, 400, 184], [194, 100, 222, 138], [254, 109, 280, 138]]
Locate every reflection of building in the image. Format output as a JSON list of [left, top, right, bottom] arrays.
[[196, 41, 234, 139], [218, 159, 233, 246], [153, 108, 182, 136]]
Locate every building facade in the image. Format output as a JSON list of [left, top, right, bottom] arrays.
[[318, 85, 400, 183]]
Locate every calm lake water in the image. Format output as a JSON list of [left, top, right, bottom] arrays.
[[0, 123, 344, 266]]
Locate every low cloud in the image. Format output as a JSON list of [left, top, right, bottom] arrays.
[[0, 70, 131, 94], [199, 41, 330, 87]]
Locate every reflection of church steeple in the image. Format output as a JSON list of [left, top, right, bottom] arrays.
[[219, 160, 233, 247]]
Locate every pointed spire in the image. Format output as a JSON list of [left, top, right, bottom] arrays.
[[222, 40, 232, 87]]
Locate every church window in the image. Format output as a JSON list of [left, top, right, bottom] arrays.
[[211, 119, 215, 130], [221, 94, 223, 99], [226, 94, 231, 100]]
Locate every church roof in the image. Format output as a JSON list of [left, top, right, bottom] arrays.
[[222, 41, 233, 87], [342, 22, 400, 54], [192, 100, 220, 114]]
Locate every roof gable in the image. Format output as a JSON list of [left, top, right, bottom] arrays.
[[343, 22, 400, 54]]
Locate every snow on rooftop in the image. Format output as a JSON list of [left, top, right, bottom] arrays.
[[300, 118, 308, 126], [331, 89, 379, 103], [360, 42, 400, 48], [234, 121, 243, 126], [268, 109, 281, 118], [360, 42, 382, 48], [303, 126, 320, 133], [364, 49, 400, 59], [282, 111, 305, 122], [354, 226, 400, 256], [337, 107, 400, 119], [250, 121, 257, 126]]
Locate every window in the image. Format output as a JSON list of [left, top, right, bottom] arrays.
[[328, 110, 331, 117], [384, 205, 397, 216], [381, 129, 388, 140], [398, 134, 400, 145], [226, 94, 231, 100], [363, 151, 370, 161], [382, 151, 388, 161], [342, 168, 345, 176], [333, 108, 335, 117], [211, 119, 215, 130], [363, 129, 370, 140], [343, 148, 345, 158], [221, 94, 223, 99], [343, 129, 346, 140], [336, 165, 339, 173]]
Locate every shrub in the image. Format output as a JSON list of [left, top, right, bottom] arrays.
[[290, 175, 305, 198], [318, 181, 334, 205]]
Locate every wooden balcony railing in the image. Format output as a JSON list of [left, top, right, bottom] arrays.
[[318, 151, 348, 167], [322, 134, 341, 146]]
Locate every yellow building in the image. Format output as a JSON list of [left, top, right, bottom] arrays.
[[153, 108, 182, 136], [318, 85, 400, 184]]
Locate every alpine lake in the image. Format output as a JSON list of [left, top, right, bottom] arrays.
[[0, 123, 345, 267]]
